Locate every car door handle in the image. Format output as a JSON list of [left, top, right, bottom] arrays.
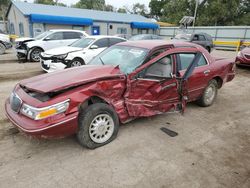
[[204, 70, 210, 75], [161, 82, 177, 91]]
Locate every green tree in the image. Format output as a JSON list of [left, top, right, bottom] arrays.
[[73, 0, 105, 10], [131, 3, 148, 16], [0, 0, 10, 31], [117, 7, 127, 13], [34, 0, 66, 6], [149, 0, 168, 19], [105, 4, 115, 12]]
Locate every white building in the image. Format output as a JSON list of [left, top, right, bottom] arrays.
[[6, 1, 159, 37]]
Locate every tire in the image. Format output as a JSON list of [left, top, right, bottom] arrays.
[[0, 42, 6, 55], [77, 103, 119, 149], [69, 58, 85, 68], [196, 79, 218, 107], [30, 48, 43, 62]]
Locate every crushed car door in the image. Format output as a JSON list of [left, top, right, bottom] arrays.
[[124, 52, 181, 117], [124, 48, 203, 117]]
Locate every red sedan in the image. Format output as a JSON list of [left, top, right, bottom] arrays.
[[5, 40, 235, 149], [236, 47, 250, 67]]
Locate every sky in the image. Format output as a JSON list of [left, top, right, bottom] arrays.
[[25, 0, 151, 9]]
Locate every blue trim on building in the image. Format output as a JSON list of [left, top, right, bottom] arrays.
[[30, 14, 93, 26], [131, 22, 159, 29]]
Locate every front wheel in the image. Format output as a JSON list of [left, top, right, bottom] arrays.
[[196, 79, 218, 107], [77, 103, 119, 149], [69, 58, 85, 68], [30, 48, 43, 62]]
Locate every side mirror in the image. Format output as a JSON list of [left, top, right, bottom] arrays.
[[90, 45, 98, 49], [44, 37, 51, 41]]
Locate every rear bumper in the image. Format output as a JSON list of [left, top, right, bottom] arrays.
[[5, 99, 78, 138], [3, 41, 12, 49]]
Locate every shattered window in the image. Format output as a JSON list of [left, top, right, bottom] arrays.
[[89, 45, 149, 74]]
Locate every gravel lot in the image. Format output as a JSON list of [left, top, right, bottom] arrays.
[[0, 49, 249, 188]]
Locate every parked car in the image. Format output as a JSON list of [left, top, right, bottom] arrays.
[[0, 32, 12, 55], [5, 40, 235, 149], [235, 46, 250, 67], [40, 35, 126, 73], [173, 32, 214, 52], [15, 29, 88, 62], [130, 34, 163, 40]]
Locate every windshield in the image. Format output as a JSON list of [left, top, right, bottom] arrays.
[[35, 31, 53, 40], [174, 34, 191, 41], [70, 38, 95, 48], [130, 35, 148, 40], [89, 45, 149, 74]]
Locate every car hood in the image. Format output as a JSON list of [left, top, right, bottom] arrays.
[[15, 37, 34, 42], [44, 46, 83, 55], [19, 65, 124, 93]]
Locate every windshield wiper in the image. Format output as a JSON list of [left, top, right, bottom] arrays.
[[99, 57, 105, 65]]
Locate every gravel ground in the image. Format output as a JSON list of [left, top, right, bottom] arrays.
[[0, 49, 249, 188]]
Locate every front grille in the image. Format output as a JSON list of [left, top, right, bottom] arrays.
[[41, 61, 50, 70], [10, 93, 22, 113], [244, 54, 250, 60]]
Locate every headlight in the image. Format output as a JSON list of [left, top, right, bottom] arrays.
[[53, 53, 68, 60], [20, 99, 70, 120]]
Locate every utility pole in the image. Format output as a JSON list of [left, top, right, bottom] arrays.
[[193, 0, 199, 27]]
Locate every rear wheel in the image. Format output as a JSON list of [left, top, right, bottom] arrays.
[[0, 43, 6, 55], [77, 103, 119, 149], [69, 58, 85, 68], [30, 48, 43, 62], [197, 79, 218, 107]]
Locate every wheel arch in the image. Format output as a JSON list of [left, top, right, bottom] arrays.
[[78, 96, 109, 112], [212, 76, 223, 88]]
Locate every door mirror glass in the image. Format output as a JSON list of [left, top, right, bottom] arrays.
[[90, 45, 99, 49], [44, 37, 51, 41]]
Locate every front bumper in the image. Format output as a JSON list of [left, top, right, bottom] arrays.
[[16, 48, 28, 59], [235, 57, 250, 67], [5, 98, 78, 138], [41, 59, 67, 73]]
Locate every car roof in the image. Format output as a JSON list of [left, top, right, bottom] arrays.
[[86, 35, 126, 40], [117, 40, 200, 50], [49, 29, 87, 33]]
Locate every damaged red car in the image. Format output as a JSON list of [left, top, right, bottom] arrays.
[[5, 41, 236, 149], [235, 46, 250, 67]]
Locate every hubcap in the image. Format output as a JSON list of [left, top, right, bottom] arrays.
[[31, 50, 41, 61], [71, 61, 82, 67], [205, 85, 215, 104], [89, 114, 114, 144]]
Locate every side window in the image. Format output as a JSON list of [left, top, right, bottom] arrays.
[[144, 55, 173, 78], [178, 53, 195, 70], [197, 54, 207, 66], [47, 32, 63, 40], [198, 35, 206, 41], [63, 32, 82, 39], [93, 38, 109, 48], [19, 23, 24, 36], [193, 35, 199, 41], [178, 53, 207, 70], [109, 38, 125, 46]]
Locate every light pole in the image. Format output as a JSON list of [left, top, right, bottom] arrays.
[[193, 0, 199, 27]]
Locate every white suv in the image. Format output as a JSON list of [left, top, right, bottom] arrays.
[[15, 29, 88, 62], [40, 35, 126, 73]]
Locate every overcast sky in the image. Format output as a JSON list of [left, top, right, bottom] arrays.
[[25, 0, 151, 9]]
